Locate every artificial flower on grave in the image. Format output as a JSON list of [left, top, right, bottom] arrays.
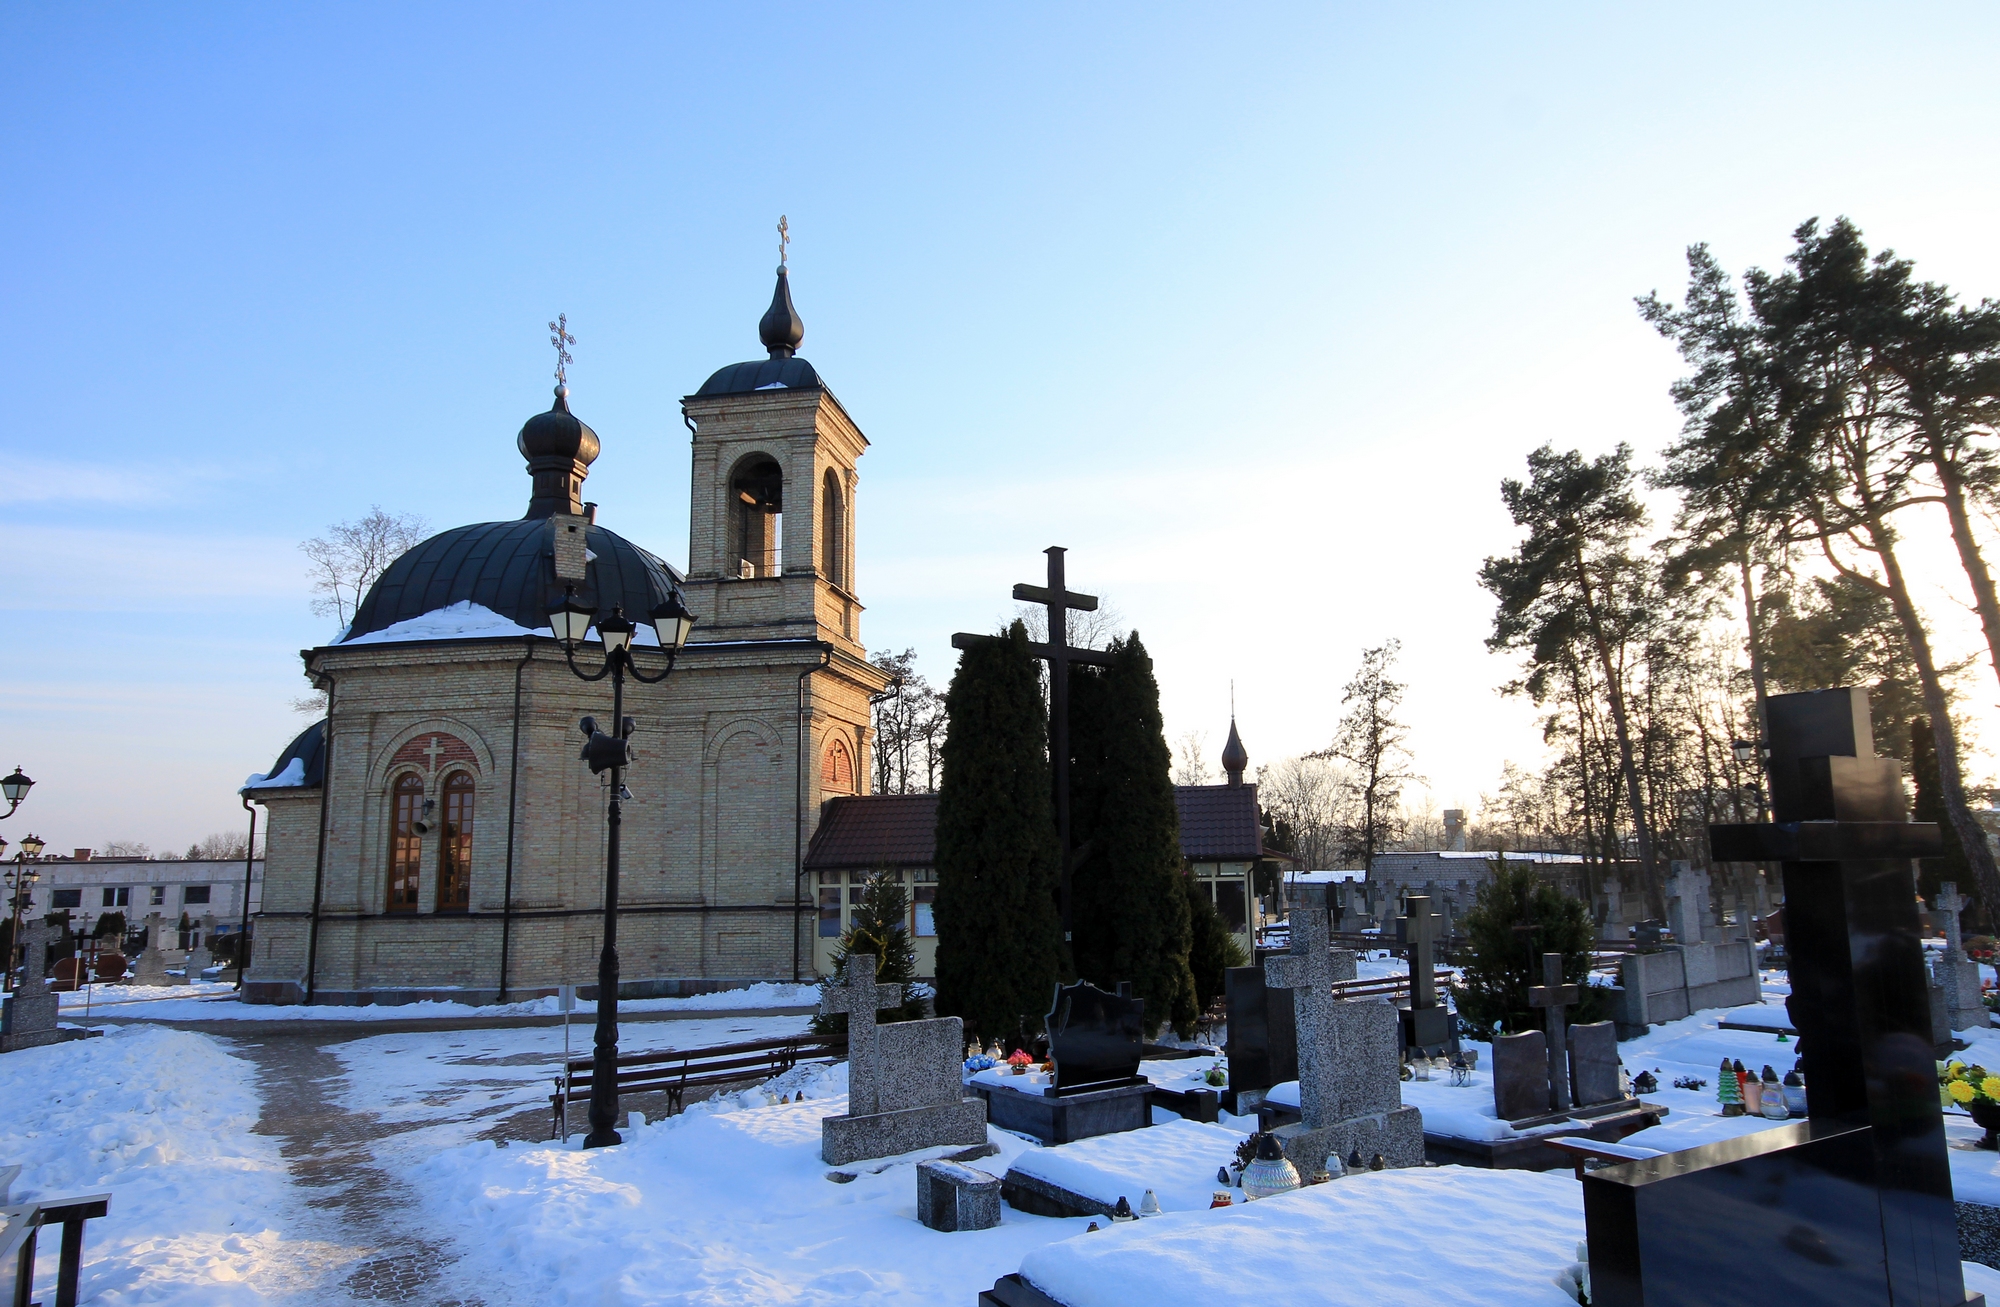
[[1007, 1049, 1034, 1067], [1938, 1060, 2000, 1109]]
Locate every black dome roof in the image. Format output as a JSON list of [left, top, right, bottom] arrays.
[[247, 718, 326, 791], [341, 518, 685, 645], [694, 354, 822, 396]]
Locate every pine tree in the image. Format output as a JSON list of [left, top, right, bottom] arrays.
[[812, 869, 927, 1037], [1069, 633, 1199, 1038], [1455, 858, 1605, 1033], [933, 621, 1064, 1046]]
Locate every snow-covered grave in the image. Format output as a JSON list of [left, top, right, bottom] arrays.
[[1001, 1118, 1250, 1217]]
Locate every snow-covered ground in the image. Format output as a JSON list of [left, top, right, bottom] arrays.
[[14, 972, 2000, 1306], [0, 1025, 359, 1306], [58, 979, 820, 1021]]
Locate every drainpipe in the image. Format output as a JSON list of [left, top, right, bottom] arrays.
[[793, 642, 833, 982], [304, 669, 336, 1006], [496, 637, 536, 1002], [235, 792, 258, 991]]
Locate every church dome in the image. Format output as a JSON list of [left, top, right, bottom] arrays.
[[338, 380, 686, 646], [693, 266, 825, 397], [341, 517, 684, 645]]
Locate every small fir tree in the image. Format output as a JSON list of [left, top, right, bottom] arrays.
[[1068, 633, 1199, 1037], [812, 869, 927, 1037], [1454, 858, 1605, 1033], [933, 621, 1065, 1046]]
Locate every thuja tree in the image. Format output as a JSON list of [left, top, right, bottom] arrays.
[[1184, 875, 1249, 1016], [812, 869, 927, 1037], [934, 621, 1064, 1046], [1456, 858, 1606, 1034], [1069, 632, 1199, 1038]]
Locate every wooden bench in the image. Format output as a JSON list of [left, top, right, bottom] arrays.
[[550, 1033, 844, 1138], [3, 1191, 112, 1307]]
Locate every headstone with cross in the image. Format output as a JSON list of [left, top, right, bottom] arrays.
[[1528, 952, 1579, 1114], [1586, 687, 1984, 1307], [1934, 882, 1988, 1030], [1262, 884, 1423, 1172], [1599, 877, 1625, 941], [130, 913, 170, 986], [817, 953, 987, 1165], [1397, 894, 1451, 1051], [1, 919, 60, 1051], [1663, 862, 1709, 946], [951, 547, 1114, 941]]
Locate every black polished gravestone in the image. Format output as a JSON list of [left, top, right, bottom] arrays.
[[968, 981, 1154, 1146], [1583, 688, 1982, 1307], [1222, 965, 1296, 1113]]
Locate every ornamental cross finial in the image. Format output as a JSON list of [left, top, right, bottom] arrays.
[[777, 215, 789, 271], [548, 313, 575, 387]]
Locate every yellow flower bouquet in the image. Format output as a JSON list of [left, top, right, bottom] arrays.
[[1940, 1061, 2000, 1149]]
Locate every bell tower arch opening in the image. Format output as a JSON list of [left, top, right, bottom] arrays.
[[730, 454, 783, 579], [820, 467, 846, 590]]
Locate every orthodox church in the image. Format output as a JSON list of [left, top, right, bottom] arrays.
[[241, 264, 891, 1005]]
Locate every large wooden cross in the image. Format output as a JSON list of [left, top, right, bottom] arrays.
[[952, 546, 1113, 941], [818, 952, 902, 1116], [1528, 951, 1579, 1113]]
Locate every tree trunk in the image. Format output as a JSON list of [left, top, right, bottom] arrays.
[[1932, 449, 2000, 692], [1572, 547, 1660, 903], [1868, 522, 2000, 911]]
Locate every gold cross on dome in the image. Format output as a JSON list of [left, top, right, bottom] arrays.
[[548, 313, 575, 386], [777, 215, 789, 269]]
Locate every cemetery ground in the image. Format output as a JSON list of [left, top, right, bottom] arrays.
[[12, 972, 2000, 1306]]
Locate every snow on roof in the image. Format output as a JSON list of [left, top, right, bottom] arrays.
[[1287, 869, 1367, 883], [339, 601, 543, 645], [242, 757, 306, 790]]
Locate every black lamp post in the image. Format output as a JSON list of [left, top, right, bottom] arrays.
[[549, 586, 696, 1149], [0, 767, 34, 819], [4, 833, 46, 992]]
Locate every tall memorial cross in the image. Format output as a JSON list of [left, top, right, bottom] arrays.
[[1264, 892, 1346, 1128], [1399, 895, 1445, 1010], [951, 546, 1113, 941], [818, 953, 903, 1116], [1663, 861, 1709, 946], [1938, 882, 1970, 958], [1528, 952, 1579, 1114]]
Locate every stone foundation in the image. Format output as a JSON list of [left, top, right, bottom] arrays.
[[820, 1098, 987, 1166], [1273, 1104, 1425, 1174]]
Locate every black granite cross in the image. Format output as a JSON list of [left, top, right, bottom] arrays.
[[1527, 951, 1578, 1113], [952, 546, 1113, 941]]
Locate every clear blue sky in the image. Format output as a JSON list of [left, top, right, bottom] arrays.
[[5, 4, 1999, 853]]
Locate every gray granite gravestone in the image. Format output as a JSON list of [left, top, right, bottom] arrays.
[[1491, 1029, 1549, 1122], [1599, 878, 1625, 942], [1528, 952, 1579, 1114], [1, 920, 61, 1052], [1264, 884, 1423, 1172], [1934, 882, 1988, 1031], [819, 954, 987, 1166], [1664, 862, 1709, 946], [130, 914, 170, 986], [1567, 1021, 1622, 1107], [916, 1158, 1002, 1232], [184, 914, 216, 983]]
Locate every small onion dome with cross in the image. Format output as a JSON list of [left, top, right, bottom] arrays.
[[340, 385, 689, 646], [693, 257, 822, 397]]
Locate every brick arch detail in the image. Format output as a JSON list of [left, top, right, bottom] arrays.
[[366, 718, 495, 793]]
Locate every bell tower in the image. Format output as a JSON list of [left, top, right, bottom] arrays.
[[680, 262, 867, 653]]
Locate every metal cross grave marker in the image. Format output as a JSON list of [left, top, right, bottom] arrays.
[[951, 546, 1113, 941], [1528, 951, 1579, 1114]]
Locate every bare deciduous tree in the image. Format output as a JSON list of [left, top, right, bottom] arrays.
[[186, 832, 261, 861], [1173, 730, 1213, 786], [301, 506, 429, 628]]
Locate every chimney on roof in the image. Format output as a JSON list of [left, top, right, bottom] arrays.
[[74, 848, 92, 861], [1442, 811, 1465, 853]]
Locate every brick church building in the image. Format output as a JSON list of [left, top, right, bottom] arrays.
[[241, 264, 891, 1005]]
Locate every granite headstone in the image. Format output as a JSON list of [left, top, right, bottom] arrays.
[[1047, 981, 1146, 1094], [1491, 1029, 1549, 1122], [818, 954, 987, 1166], [1567, 1021, 1622, 1107]]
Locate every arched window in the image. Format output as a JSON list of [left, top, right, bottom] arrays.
[[730, 455, 783, 578], [387, 773, 423, 913], [437, 771, 474, 912], [820, 468, 845, 589], [822, 736, 855, 794]]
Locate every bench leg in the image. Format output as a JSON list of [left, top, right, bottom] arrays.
[[56, 1217, 84, 1307], [12, 1225, 35, 1307]]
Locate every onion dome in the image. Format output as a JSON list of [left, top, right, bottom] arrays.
[[695, 266, 823, 396], [517, 385, 601, 519], [1222, 718, 1249, 786]]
